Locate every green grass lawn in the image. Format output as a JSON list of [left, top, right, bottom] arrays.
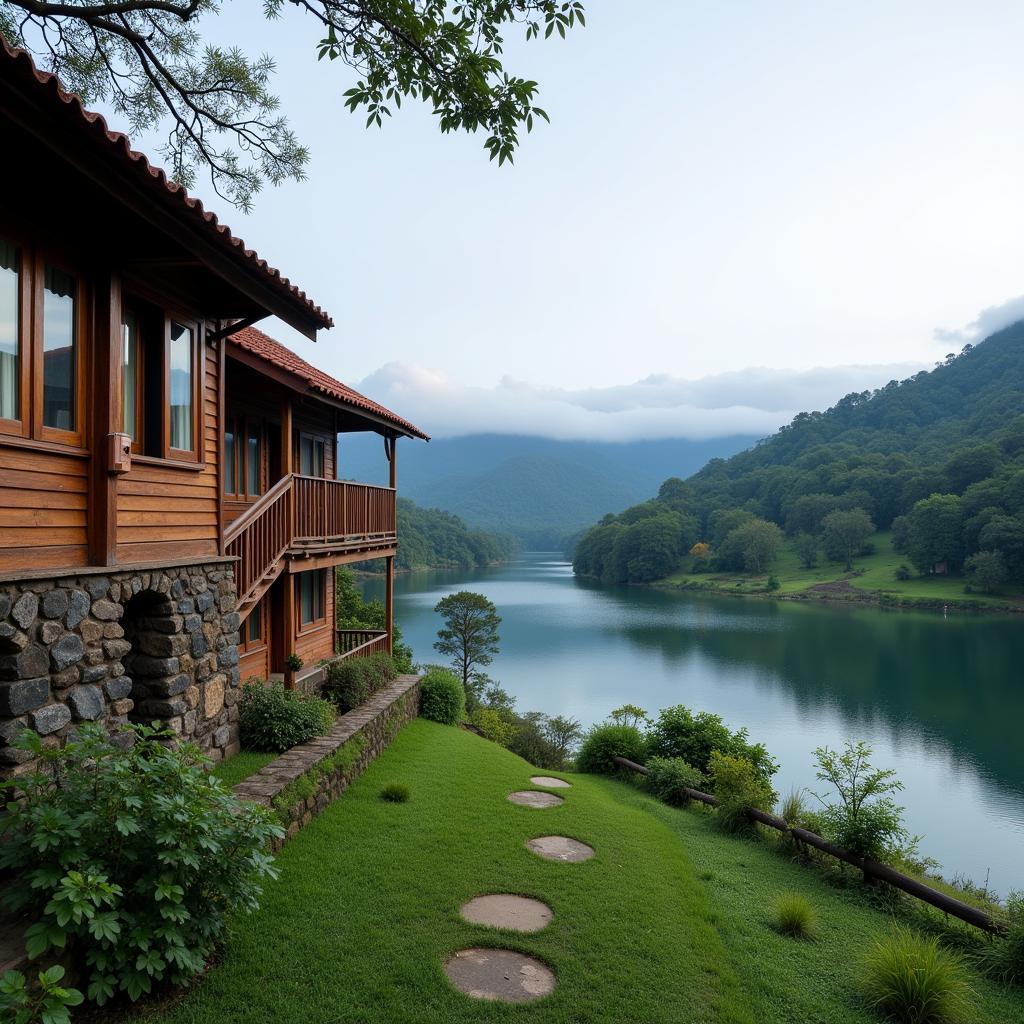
[[210, 751, 275, 788], [663, 531, 1023, 610], [143, 721, 1022, 1024]]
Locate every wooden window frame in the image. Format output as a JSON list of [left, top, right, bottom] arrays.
[[162, 315, 202, 463], [120, 304, 145, 454], [0, 235, 30, 439], [241, 597, 267, 655], [296, 569, 327, 633], [224, 414, 264, 498], [297, 431, 326, 478]]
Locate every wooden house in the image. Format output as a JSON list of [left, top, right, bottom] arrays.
[[0, 41, 426, 772]]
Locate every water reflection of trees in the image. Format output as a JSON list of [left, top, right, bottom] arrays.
[[613, 595, 1024, 793]]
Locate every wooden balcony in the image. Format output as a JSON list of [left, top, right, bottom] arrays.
[[336, 628, 390, 658], [224, 475, 396, 620]]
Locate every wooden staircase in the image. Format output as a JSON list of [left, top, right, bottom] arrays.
[[224, 474, 398, 623]]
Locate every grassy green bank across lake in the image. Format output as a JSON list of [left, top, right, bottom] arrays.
[[657, 531, 1024, 613], [146, 721, 1022, 1024]]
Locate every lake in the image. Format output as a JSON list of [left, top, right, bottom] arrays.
[[362, 551, 1024, 895]]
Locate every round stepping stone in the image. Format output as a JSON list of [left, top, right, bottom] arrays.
[[460, 894, 553, 933], [444, 948, 555, 1003], [507, 790, 564, 808], [530, 776, 571, 788], [526, 835, 595, 862]]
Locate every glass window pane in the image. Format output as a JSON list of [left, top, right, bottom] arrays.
[[247, 430, 261, 495], [315, 440, 325, 477], [169, 322, 193, 450], [224, 425, 236, 493], [315, 572, 325, 618], [299, 436, 313, 475], [300, 574, 313, 624], [0, 241, 19, 421], [43, 265, 76, 430], [122, 311, 138, 439], [247, 606, 262, 643]]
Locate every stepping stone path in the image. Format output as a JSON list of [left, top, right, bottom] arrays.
[[530, 776, 571, 788], [444, 948, 555, 1003], [507, 790, 564, 808], [526, 835, 595, 862], [460, 894, 553, 933]]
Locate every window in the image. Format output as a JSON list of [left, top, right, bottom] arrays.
[[298, 570, 326, 627], [0, 241, 20, 424], [241, 598, 266, 653], [299, 433, 325, 476], [121, 309, 142, 447], [168, 321, 193, 453], [42, 265, 76, 432], [224, 424, 236, 493], [224, 416, 264, 497], [247, 430, 262, 496]]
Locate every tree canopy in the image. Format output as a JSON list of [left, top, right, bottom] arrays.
[[0, 0, 584, 208]]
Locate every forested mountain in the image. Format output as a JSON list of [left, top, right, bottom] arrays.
[[363, 498, 517, 572], [574, 322, 1024, 588], [341, 433, 758, 547]]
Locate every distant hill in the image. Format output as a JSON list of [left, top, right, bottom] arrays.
[[340, 434, 758, 547], [573, 323, 1024, 586]]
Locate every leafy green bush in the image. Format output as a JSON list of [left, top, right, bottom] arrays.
[[645, 756, 707, 806], [0, 964, 82, 1024], [862, 928, 971, 1023], [576, 722, 647, 775], [419, 668, 465, 725], [986, 890, 1024, 986], [0, 725, 281, 1008], [379, 782, 410, 803], [239, 682, 335, 752], [773, 893, 817, 939], [469, 706, 518, 746], [325, 652, 399, 712], [708, 751, 776, 833], [813, 741, 911, 860], [647, 705, 777, 782]]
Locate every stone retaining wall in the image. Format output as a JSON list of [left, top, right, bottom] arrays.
[[0, 560, 241, 777], [233, 675, 421, 849]]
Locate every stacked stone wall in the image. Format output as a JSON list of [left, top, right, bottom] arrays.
[[0, 560, 241, 777]]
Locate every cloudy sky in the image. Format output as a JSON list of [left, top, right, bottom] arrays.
[[112, 1, 1024, 440]]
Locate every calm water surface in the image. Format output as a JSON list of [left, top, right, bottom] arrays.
[[364, 552, 1024, 894]]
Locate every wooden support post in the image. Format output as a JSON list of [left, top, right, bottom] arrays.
[[281, 398, 293, 475], [388, 434, 397, 489], [385, 554, 394, 655], [89, 271, 121, 567], [282, 572, 296, 690]]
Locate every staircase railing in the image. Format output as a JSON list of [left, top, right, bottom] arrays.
[[224, 474, 294, 609]]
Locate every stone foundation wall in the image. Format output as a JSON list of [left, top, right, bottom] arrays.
[[233, 675, 421, 850], [0, 560, 241, 777]]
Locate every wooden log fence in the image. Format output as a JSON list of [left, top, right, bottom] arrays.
[[612, 756, 1006, 936]]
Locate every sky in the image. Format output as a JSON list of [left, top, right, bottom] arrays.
[[96, 1, 1024, 441]]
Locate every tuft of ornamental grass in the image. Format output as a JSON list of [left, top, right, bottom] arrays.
[[379, 782, 410, 803], [862, 927, 971, 1023], [773, 893, 816, 940]]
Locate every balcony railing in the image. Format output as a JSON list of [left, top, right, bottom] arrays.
[[336, 628, 390, 658], [224, 475, 397, 616]]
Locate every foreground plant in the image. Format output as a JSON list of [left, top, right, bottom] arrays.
[[0, 725, 282, 1008], [0, 964, 82, 1024], [773, 893, 817, 940], [862, 928, 971, 1023]]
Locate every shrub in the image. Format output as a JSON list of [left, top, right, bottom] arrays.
[[647, 705, 777, 781], [895, 564, 912, 581], [469, 706, 518, 746], [780, 788, 809, 827], [773, 893, 816, 939], [419, 668, 465, 725], [708, 751, 776, 833], [645, 756, 707, 806], [576, 722, 647, 775], [813, 741, 911, 860], [862, 928, 971, 1023], [325, 652, 399, 712], [0, 725, 281, 1008], [986, 890, 1024, 986], [239, 682, 335, 752], [766, 574, 781, 591], [379, 783, 410, 803], [507, 711, 569, 770]]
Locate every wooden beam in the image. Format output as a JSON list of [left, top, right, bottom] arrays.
[[282, 572, 296, 690], [281, 398, 294, 476], [88, 270, 121, 566], [385, 554, 395, 655]]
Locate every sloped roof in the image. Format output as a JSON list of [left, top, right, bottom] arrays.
[[230, 326, 428, 440], [0, 38, 332, 333]]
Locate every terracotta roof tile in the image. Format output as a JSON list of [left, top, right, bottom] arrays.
[[0, 38, 332, 331], [230, 326, 428, 440]]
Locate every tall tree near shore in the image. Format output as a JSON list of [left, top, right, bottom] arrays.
[[433, 590, 501, 692], [821, 508, 874, 571], [0, 0, 584, 208]]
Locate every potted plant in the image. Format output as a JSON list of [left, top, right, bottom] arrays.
[[284, 652, 303, 690]]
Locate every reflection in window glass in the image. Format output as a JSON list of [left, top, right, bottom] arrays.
[[247, 430, 261, 495], [122, 311, 139, 440], [43, 265, 76, 430], [169, 322, 193, 450], [299, 571, 324, 625], [224, 425, 236, 493], [248, 606, 262, 644], [0, 241, 18, 421]]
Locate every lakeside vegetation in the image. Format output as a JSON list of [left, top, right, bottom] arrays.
[[572, 324, 1024, 609]]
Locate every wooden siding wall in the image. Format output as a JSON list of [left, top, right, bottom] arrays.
[[115, 338, 220, 564], [0, 444, 90, 572]]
